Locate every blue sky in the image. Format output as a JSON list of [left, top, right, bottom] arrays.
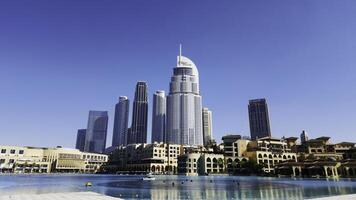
[[0, 0, 356, 148]]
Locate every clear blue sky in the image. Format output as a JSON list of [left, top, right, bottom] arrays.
[[1, 0, 356, 148]]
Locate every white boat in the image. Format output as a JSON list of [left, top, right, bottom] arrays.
[[142, 173, 156, 181]]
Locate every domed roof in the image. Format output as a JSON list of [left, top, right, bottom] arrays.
[[176, 55, 199, 76]]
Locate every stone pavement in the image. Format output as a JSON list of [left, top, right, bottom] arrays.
[[311, 194, 356, 200]]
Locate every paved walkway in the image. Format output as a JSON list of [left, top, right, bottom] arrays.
[[311, 194, 356, 200], [0, 192, 121, 200]]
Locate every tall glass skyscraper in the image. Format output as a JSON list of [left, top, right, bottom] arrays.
[[202, 107, 213, 145], [75, 129, 86, 151], [166, 48, 203, 145], [248, 99, 271, 140], [151, 90, 166, 143], [84, 111, 108, 153], [128, 81, 148, 144], [112, 96, 130, 147]]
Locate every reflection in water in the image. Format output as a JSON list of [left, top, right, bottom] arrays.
[[146, 177, 305, 200], [0, 175, 356, 199]]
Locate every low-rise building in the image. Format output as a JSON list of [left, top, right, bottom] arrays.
[[222, 135, 250, 173], [177, 153, 201, 176], [245, 137, 297, 173], [177, 152, 225, 176], [275, 160, 356, 178], [0, 145, 108, 173], [275, 160, 341, 178], [111, 142, 183, 174], [296, 137, 354, 161]]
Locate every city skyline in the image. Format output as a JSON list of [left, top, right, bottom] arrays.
[[1, 1, 356, 148]]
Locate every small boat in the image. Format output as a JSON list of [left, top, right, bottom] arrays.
[[85, 182, 92, 187], [142, 173, 156, 181]]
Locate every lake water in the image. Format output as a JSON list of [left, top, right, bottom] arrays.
[[0, 174, 356, 199]]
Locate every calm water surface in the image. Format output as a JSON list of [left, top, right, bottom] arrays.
[[0, 174, 356, 199]]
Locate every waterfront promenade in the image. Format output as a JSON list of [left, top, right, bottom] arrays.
[[313, 194, 356, 199]]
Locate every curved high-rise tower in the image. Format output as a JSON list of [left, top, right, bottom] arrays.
[[166, 47, 203, 145]]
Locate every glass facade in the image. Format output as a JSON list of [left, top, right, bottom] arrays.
[[84, 111, 108, 153], [128, 82, 148, 144], [151, 91, 166, 143], [166, 55, 203, 146], [248, 99, 272, 140], [75, 129, 86, 151], [112, 96, 130, 147]]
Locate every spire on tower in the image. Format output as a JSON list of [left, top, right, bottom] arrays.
[[179, 44, 182, 65]]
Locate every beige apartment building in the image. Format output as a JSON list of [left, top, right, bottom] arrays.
[[221, 135, 297, 173], [245, 137, 297, 173], [222, 135, 250, 173], [296, 137, 355, 161], [113, 142, 183, 174], [177, 152, 225, 176], [0, 145, 108, 173]]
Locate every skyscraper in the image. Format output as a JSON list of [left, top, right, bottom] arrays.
[[248, 99, 271, 140], [75, 129, 86, 151], [84, 111, 108, 153], [300, 130, 309, 144], [166, 46, 203, 145], [128, 81, 148, 144], [202, 107, 213, 145], [112, 96, 130, 147], [151, 90, 166, 143]]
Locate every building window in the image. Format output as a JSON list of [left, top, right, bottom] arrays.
[[10, 149, 15, 154], [1, 149, 6, 154], [19, 150, 24, 154], [9, 159, 15, 164], [0, 159, 5, 164]]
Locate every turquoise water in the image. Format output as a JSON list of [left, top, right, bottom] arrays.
[[0, 174, 356, 199]]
